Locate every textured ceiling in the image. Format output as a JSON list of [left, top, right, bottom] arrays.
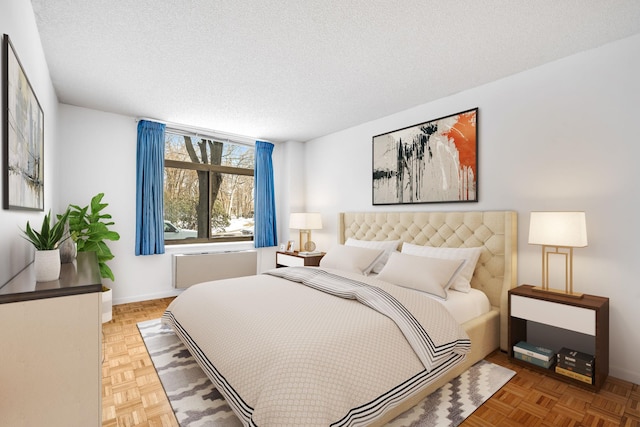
[[30, 0, 640, 142]]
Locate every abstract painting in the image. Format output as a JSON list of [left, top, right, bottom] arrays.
[[372, 108, 477, 205], [3, 34, 44, 210]]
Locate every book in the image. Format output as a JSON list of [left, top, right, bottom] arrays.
[[557, 354, 594, 373], [513, 341, 555, 362], [297, 251, 323, 256], [557, 360, 593, 376], [555, 365, 593, 384], [558, 354, 594, 368], [514, 351, 555, 368], [557, 347, 594, 376], [558, 347, 594, 366]]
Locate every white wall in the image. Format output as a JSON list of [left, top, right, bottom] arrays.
[[0, 0, 61, 285], [276, 140, 309, 244], [304, 34, 640, 384], [58, 105, 288, 303]]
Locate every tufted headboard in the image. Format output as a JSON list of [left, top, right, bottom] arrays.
[[338, 211, 517, 350]]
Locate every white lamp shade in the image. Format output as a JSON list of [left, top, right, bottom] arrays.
[[528, 211, 588, 247], [289, 213, 322, 230]]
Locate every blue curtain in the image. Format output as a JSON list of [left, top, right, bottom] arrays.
[[135, 120, 166, 255], [254, 141, 277, 247]]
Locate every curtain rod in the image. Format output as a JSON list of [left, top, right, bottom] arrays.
[[135, 116, 273, 145]]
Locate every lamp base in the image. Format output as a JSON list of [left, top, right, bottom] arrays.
[[531, 286, 584, 299], [303, 240, 316, 252]]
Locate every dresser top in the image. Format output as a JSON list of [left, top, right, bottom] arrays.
[[0, 251, 102, 304]]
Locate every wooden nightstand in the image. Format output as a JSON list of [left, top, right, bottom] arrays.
[[276, 251, 325, 268], [508, 284, 609, 391]]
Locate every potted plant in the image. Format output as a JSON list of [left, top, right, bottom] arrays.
[[22, 209, 71, 281], [65, 193, 120, 322]]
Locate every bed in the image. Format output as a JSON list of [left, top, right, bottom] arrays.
[[163, 210, 517, 426]]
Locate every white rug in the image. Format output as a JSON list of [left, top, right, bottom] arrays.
[[139, 319, 514, 427]]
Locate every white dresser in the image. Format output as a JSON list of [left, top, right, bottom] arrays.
[[0, 252, 102, 427]]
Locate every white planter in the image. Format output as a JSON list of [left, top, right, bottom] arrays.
[[34, 249, 61, 282], [101, 288, 113, 323]]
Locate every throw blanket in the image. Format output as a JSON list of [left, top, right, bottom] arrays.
[[163, 267, 470, 427], [266, 267, 470, 372]]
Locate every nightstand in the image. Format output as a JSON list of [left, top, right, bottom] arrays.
[[276, 251, 325, 268], [508, 284, 609, 391]]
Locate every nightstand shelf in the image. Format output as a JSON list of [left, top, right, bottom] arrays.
[[276, 251, 325, 268], [508, 284, 609, 391]]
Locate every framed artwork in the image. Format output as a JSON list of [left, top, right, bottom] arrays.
[[3, 34, 44, 211], [372, 108, 478, 205]]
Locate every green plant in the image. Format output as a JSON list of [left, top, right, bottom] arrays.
[[22, 209, 70, 250], [65, 193, 120, 281]]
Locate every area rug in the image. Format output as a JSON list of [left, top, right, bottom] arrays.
[[138, 319, 514, 427]]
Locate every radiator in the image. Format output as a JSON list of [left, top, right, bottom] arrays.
[[173, 250, 257, 289]]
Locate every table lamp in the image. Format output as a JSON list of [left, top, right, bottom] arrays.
[[289, 213, 322, 253], [528, 211, 588, 298]]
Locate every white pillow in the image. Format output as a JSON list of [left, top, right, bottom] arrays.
[[377, 253, 464, 300], [401, 243, 483, 293], [319, 245, 384, 275], [345, 238, 401, 274]]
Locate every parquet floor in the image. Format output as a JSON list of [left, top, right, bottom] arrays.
[[102, 298, 179, 427], [102, 298, 640, 427]]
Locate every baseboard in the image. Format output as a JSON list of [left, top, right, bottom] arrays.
[[113, 289, 182, 306], [610, 365, 640, 387]]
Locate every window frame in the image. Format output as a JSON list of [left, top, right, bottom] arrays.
[[163, 130, 255, 245]]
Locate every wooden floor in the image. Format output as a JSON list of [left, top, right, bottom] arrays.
[[102, 298, 640, 427]]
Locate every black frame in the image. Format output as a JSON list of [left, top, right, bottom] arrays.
[[3, 34, 44, 211], [372, 108, 478, 205]]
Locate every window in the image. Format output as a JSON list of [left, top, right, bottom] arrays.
[[164, 130, 254, 244]]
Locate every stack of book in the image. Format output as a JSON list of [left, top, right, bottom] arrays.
[[513, 341, 555, 368], [555, 347, 594, 384]]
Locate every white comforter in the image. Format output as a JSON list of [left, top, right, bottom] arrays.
[[163, 267, 470, 426]]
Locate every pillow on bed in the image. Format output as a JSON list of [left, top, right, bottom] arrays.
[[376, 252, 464, 300], [345, 238, 401, 274], [319, 245, 385, 275], [401, 243, 483, 293]]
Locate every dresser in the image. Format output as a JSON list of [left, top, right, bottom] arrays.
[[0, 252, 102, 426]]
